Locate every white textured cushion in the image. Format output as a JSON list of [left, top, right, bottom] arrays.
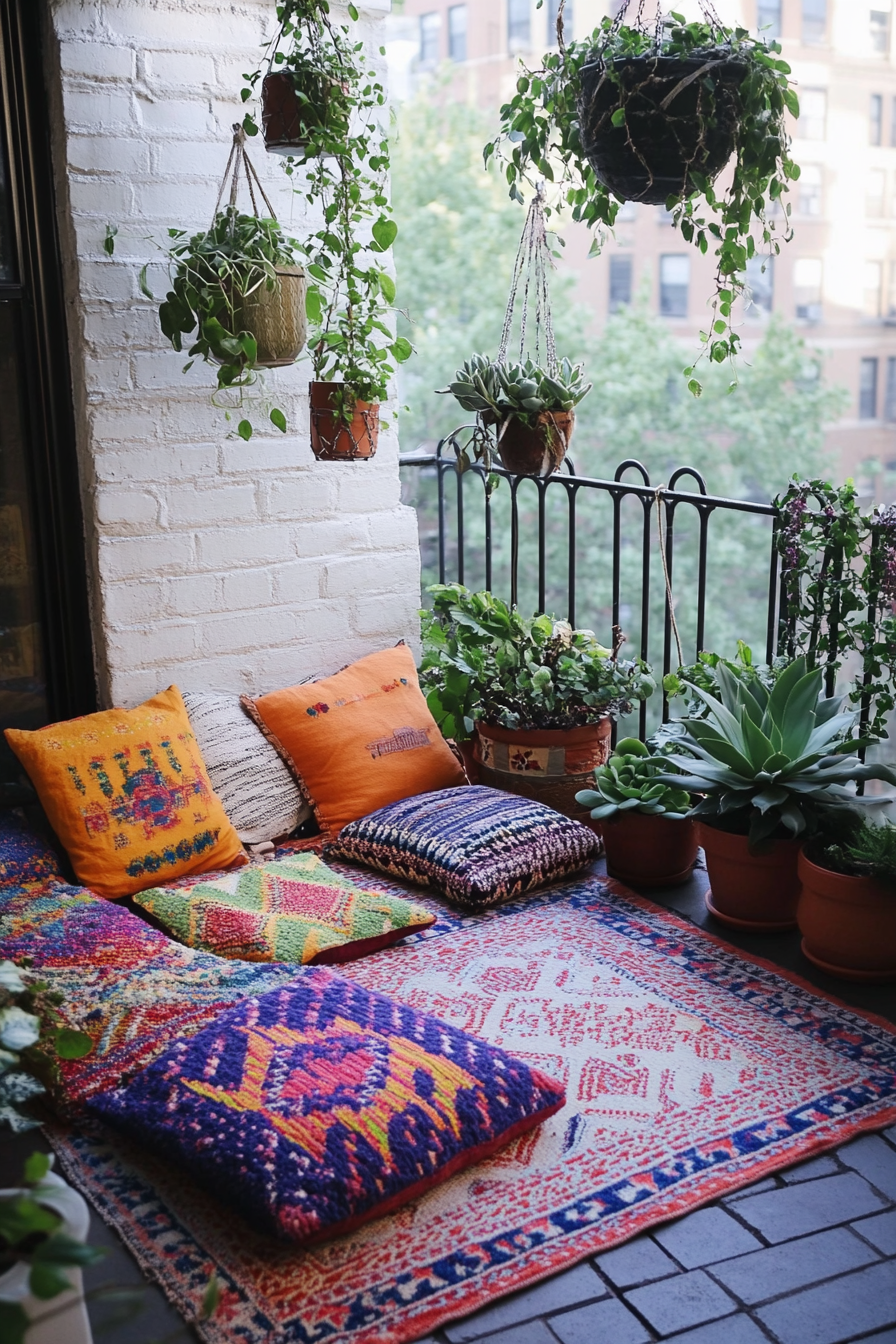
[[181, 691, 310, 845]]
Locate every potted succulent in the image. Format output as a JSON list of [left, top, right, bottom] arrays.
[[797, 820, 896, 982], [419, 583, 656, 819], [438, 353, 591, 476], [241, 2, 351, 159], [488, 5, 800, 388], [153, 200, 306, 443], [656, 658, 896, 931], [576, 738, 696, 888]]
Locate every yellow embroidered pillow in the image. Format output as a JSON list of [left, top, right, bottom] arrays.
[[4, 686, 246, 900]]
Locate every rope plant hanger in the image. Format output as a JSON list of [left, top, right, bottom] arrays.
[[152, 123, 306, 441], [490, 0, 799, 388], [439, 187, 590, 479]]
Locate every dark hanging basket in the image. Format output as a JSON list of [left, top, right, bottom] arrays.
[[577, 51, 746, 205], [309, 381, 379, 461], [261, 70, 341, 157]]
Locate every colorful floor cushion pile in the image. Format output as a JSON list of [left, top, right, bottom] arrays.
[[88, 971, 566, 1245], [327, 784, 600, 908], [133, 852, 435, 965]]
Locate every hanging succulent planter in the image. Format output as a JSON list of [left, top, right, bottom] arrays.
[[243, 3, 352, 160], [309, 381, 379, 461], [488, 0, 800, 388], [148, 126, 306, 440], [437, 188, 590, 478]]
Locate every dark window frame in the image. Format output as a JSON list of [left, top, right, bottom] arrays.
[[859, 356, 879, 419], [0, 0, 94, 767], [447, 4, 466, 61]]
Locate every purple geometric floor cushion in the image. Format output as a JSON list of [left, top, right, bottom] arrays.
[[87, 970, 566, 1244], [132, 852, 435, 963], [326, 785, 600, 908]]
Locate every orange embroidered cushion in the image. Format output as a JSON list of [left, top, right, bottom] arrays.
[[244, 645, 466, 836], [4, 686, 246, 901]]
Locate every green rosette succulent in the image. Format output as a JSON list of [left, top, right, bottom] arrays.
[[439, 354, 591, 426], [576, 738, 691, 821]]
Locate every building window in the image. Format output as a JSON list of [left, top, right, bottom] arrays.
[[757, 0, 782, 38], [508, 0, 531, 51], [609, 255, 633, 312], [419, 11, 440, 64], [800, 89, 827, 141], [546, 0, 571, 43], [871, 8, 891, 54], [871, 93, 884, 146], [798, 164, 823, 216], [660, 254, 689, 318], [448, 5, 467, 61], [860, 357, 879, 418], [867, 169, 886, 217], [802, 0, 827, 44], [794, 257, 823, 322], [864, 261, 883, 317], [745, 255, 774, 318], [885, 357, 896, 420]]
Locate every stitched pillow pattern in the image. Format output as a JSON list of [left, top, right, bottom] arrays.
[[181, 690, 310, 845], [132, 852, 435, 964], [87, 972, 566, 1244], [243, 644, 466, 836], [4, 687, 246, 901], [325, 785, 600, 909]]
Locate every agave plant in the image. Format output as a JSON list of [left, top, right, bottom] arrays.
[[656, 658, 896, 848], [439, 354, 591, 426], [576, 738, 691, 821]]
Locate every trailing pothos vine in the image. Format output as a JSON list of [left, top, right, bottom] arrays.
[[487, 4, 800, 392], [244, 0, 411, 418], [775, 477, 896, 742]]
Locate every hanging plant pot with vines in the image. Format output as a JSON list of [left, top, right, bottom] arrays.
[[437, 188, 591, 478], [488, 0, 800, 389], [241, 1, 352, 159], [150, 126, 306, 441]]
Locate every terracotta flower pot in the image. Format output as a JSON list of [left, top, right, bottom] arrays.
[[496, 409, 574, 476], [698, 822, 802, 931], [602, 811, 698, 889], [474, 719, 611, 821], [797, 849, 896, 982], [261, 71, 342, 157], [231, 265, 306, 367], [309, 381, 379, 461]]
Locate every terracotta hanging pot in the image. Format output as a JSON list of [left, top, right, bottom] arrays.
[[698, 822, 802, 931], [309, 381, 379, 461], [602, 812, 698, 889], [577, 53, 746, 204], [231, 265, 306, 367], [261, 70, 341, 157], [797, 850, 896, 982], [474, 718, 611, 821], [496, 409, 574, 476]]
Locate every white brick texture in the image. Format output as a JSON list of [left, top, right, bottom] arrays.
[[48, 0, 420, 706]]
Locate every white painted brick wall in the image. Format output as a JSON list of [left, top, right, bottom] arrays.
[[46, 0, 420, 707]]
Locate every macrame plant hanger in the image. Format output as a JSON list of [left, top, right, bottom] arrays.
[[497, 184, 558, 385], [213, 123, 278, 227]]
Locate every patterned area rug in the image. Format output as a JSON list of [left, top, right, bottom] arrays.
[[48, 875, 896, 1344]]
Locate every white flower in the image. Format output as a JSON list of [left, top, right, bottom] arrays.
[[0, 1007, 40, 1052], [0, 961, 25, 993]]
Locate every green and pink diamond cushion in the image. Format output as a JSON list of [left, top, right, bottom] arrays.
[[132, 851, 435, 965]]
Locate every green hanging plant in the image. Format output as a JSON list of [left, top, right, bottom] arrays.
[[487, 2, 800, 391]]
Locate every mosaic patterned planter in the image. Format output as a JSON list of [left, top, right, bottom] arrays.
[[474, 718, 611, 822]]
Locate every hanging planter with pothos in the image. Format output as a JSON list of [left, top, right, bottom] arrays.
[[437, 188, 591, 479], [488, 0, 801, 390], [133, 127, 307, 442], [242, 0, 412, 461]]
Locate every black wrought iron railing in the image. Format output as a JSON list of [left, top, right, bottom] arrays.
[[400, 431, 783, 740]]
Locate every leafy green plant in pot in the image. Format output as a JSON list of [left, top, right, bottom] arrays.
[[576, 738, 696, 887], [488, 0, 799, 389], [797, 819, 896, 983], [655, 657, 896, 931], [419, 583, 656, 818], [244, 0, 411, 459]]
